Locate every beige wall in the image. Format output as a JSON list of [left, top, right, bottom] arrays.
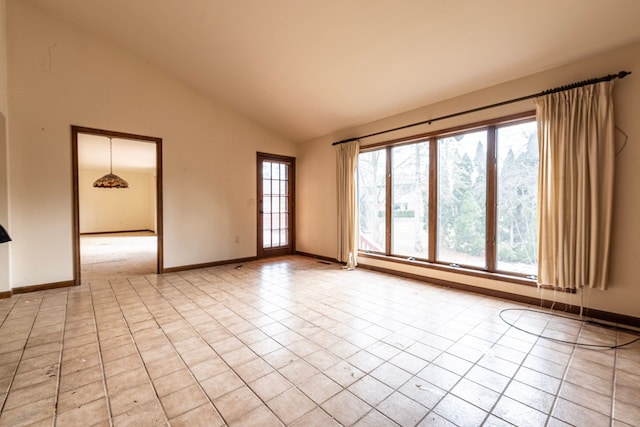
[[6, 0, 640, 320], [0, 0, 9, 293], [78, 169, 155, 234], [6, 0, 296, 288], [298, 41, 640, 318]]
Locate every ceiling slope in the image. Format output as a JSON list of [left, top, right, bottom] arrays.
[[27, 0, 640, 142]]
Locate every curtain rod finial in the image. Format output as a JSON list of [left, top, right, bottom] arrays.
[[618, 71, 631, 79]]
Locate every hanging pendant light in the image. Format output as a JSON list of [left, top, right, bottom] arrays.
[[93, 137, 129, 188]]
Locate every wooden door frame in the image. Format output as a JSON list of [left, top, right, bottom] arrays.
[[71, 125, 164, 285], [257, 152, 296, 258]]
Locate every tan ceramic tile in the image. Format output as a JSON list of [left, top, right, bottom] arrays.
[[213, 385, 263, 423], [201, 370, 244, 400], [3, 378, 58, 410], [181, 346, 220, 368], [111, 398, 166, 426], [228, 405, 282, 427], [169, 403, 224, 427], [60, 352, 101, 376], [298, 373, 343, 404], [189, 357, 228, 382], [564, 367, 612, 396], [327, 340, 360, 359], [152, 368, 195, 397], [248, 337, 283, 356], [417, 363, 461, 392], [98, 334, 133, 351], [14, 353, 60, 374], [235, 357, 273, 383], [63, 332, 98, 350], [220, 346, 258, 368], [56, 396, 109, 426], [279, 358, 320, 385], [57, 379, 105, 414], [451, 378, 500, 411], [103, 353, 143, 378], [559, 381, 612, 416], [569, 355, 615, 381], [100, 342, 137, 364], [105, 367, 149, 395], [268, 387, 316, 425], [354, 409, 401, 426], [614, 399, 640, 426], [160, 384, 208, 419], [615, 381, 640, 406], [21, 342, 61, 360], [552, 397, 610, 426], [0, 396, 55, 427], [10, 364, 58, 391], [348, 375, 393, 406], [263, 347, 299, 369], [377, 391, 429, 426], [398, 377, 446, 409], [346, 350, 384, 374], [503, 380, 555, 413], [324, 360, 365, 388], [144, 352, 184, 379], [321, 389, 371, 426], [0, 339, 26, 356], [513, 366, 560, 395], [291, 406, 341, 427], [59, 364, 103, 393], [433, 394, 488, 426]]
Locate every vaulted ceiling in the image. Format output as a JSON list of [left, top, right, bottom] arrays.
[[27, 0, 640, 143]]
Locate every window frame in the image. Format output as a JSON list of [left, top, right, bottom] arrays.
[[357, 111, 540, 287]]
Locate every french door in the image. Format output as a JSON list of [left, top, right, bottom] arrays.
[[257, 153, 295, 258]]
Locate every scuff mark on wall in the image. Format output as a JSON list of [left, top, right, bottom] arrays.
[[41, 43, 57, 72]]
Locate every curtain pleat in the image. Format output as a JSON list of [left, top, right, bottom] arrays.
[[536, 81, 615, 290], [336, 140, 360, 270]]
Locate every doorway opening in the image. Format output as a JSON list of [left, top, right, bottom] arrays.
[[257, 152, 295, 258], [72, 126, 163, 284]]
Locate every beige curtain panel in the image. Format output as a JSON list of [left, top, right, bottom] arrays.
[[336, 140, 360, 270], [536, 81, 616, 290]]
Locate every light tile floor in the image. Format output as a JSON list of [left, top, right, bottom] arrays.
[[80, 232, 157, 280], [0, 255, 639, 426]]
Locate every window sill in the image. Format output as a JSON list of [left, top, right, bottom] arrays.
[[358, 252, 573, 293]]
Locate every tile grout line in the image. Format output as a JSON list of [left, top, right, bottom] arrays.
[[170, 270, 351, 425], [413, 304, 533, 426], [484, 306, 558, 426], [143, 272, 297, 425], [543, 317, 585, 426], [105, 278, 171, 425], [127, 275, 234, 425], [0, 293, 46, 415], [87, 281, 115, 427], [610, 332, 619, 427], [51, 288, 70, 427]]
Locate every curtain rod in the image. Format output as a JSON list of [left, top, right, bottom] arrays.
[[332, 70, 631, 146]]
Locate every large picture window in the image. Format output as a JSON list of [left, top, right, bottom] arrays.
[[357, 114, 538, 279]]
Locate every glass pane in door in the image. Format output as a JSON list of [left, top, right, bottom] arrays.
[[262, 160, 290, 249]]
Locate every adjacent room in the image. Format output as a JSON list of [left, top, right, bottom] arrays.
[[1, 0, 640, 426]]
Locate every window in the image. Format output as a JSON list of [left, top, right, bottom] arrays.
[[437, 130, 487, 268], [358, 149, 386, 253], [496, 121, 538, 275], [357, 114, 538, 279], [392, 142, 429, 258]]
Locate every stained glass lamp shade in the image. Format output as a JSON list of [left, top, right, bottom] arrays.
[[93, 138, 129, 189]]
